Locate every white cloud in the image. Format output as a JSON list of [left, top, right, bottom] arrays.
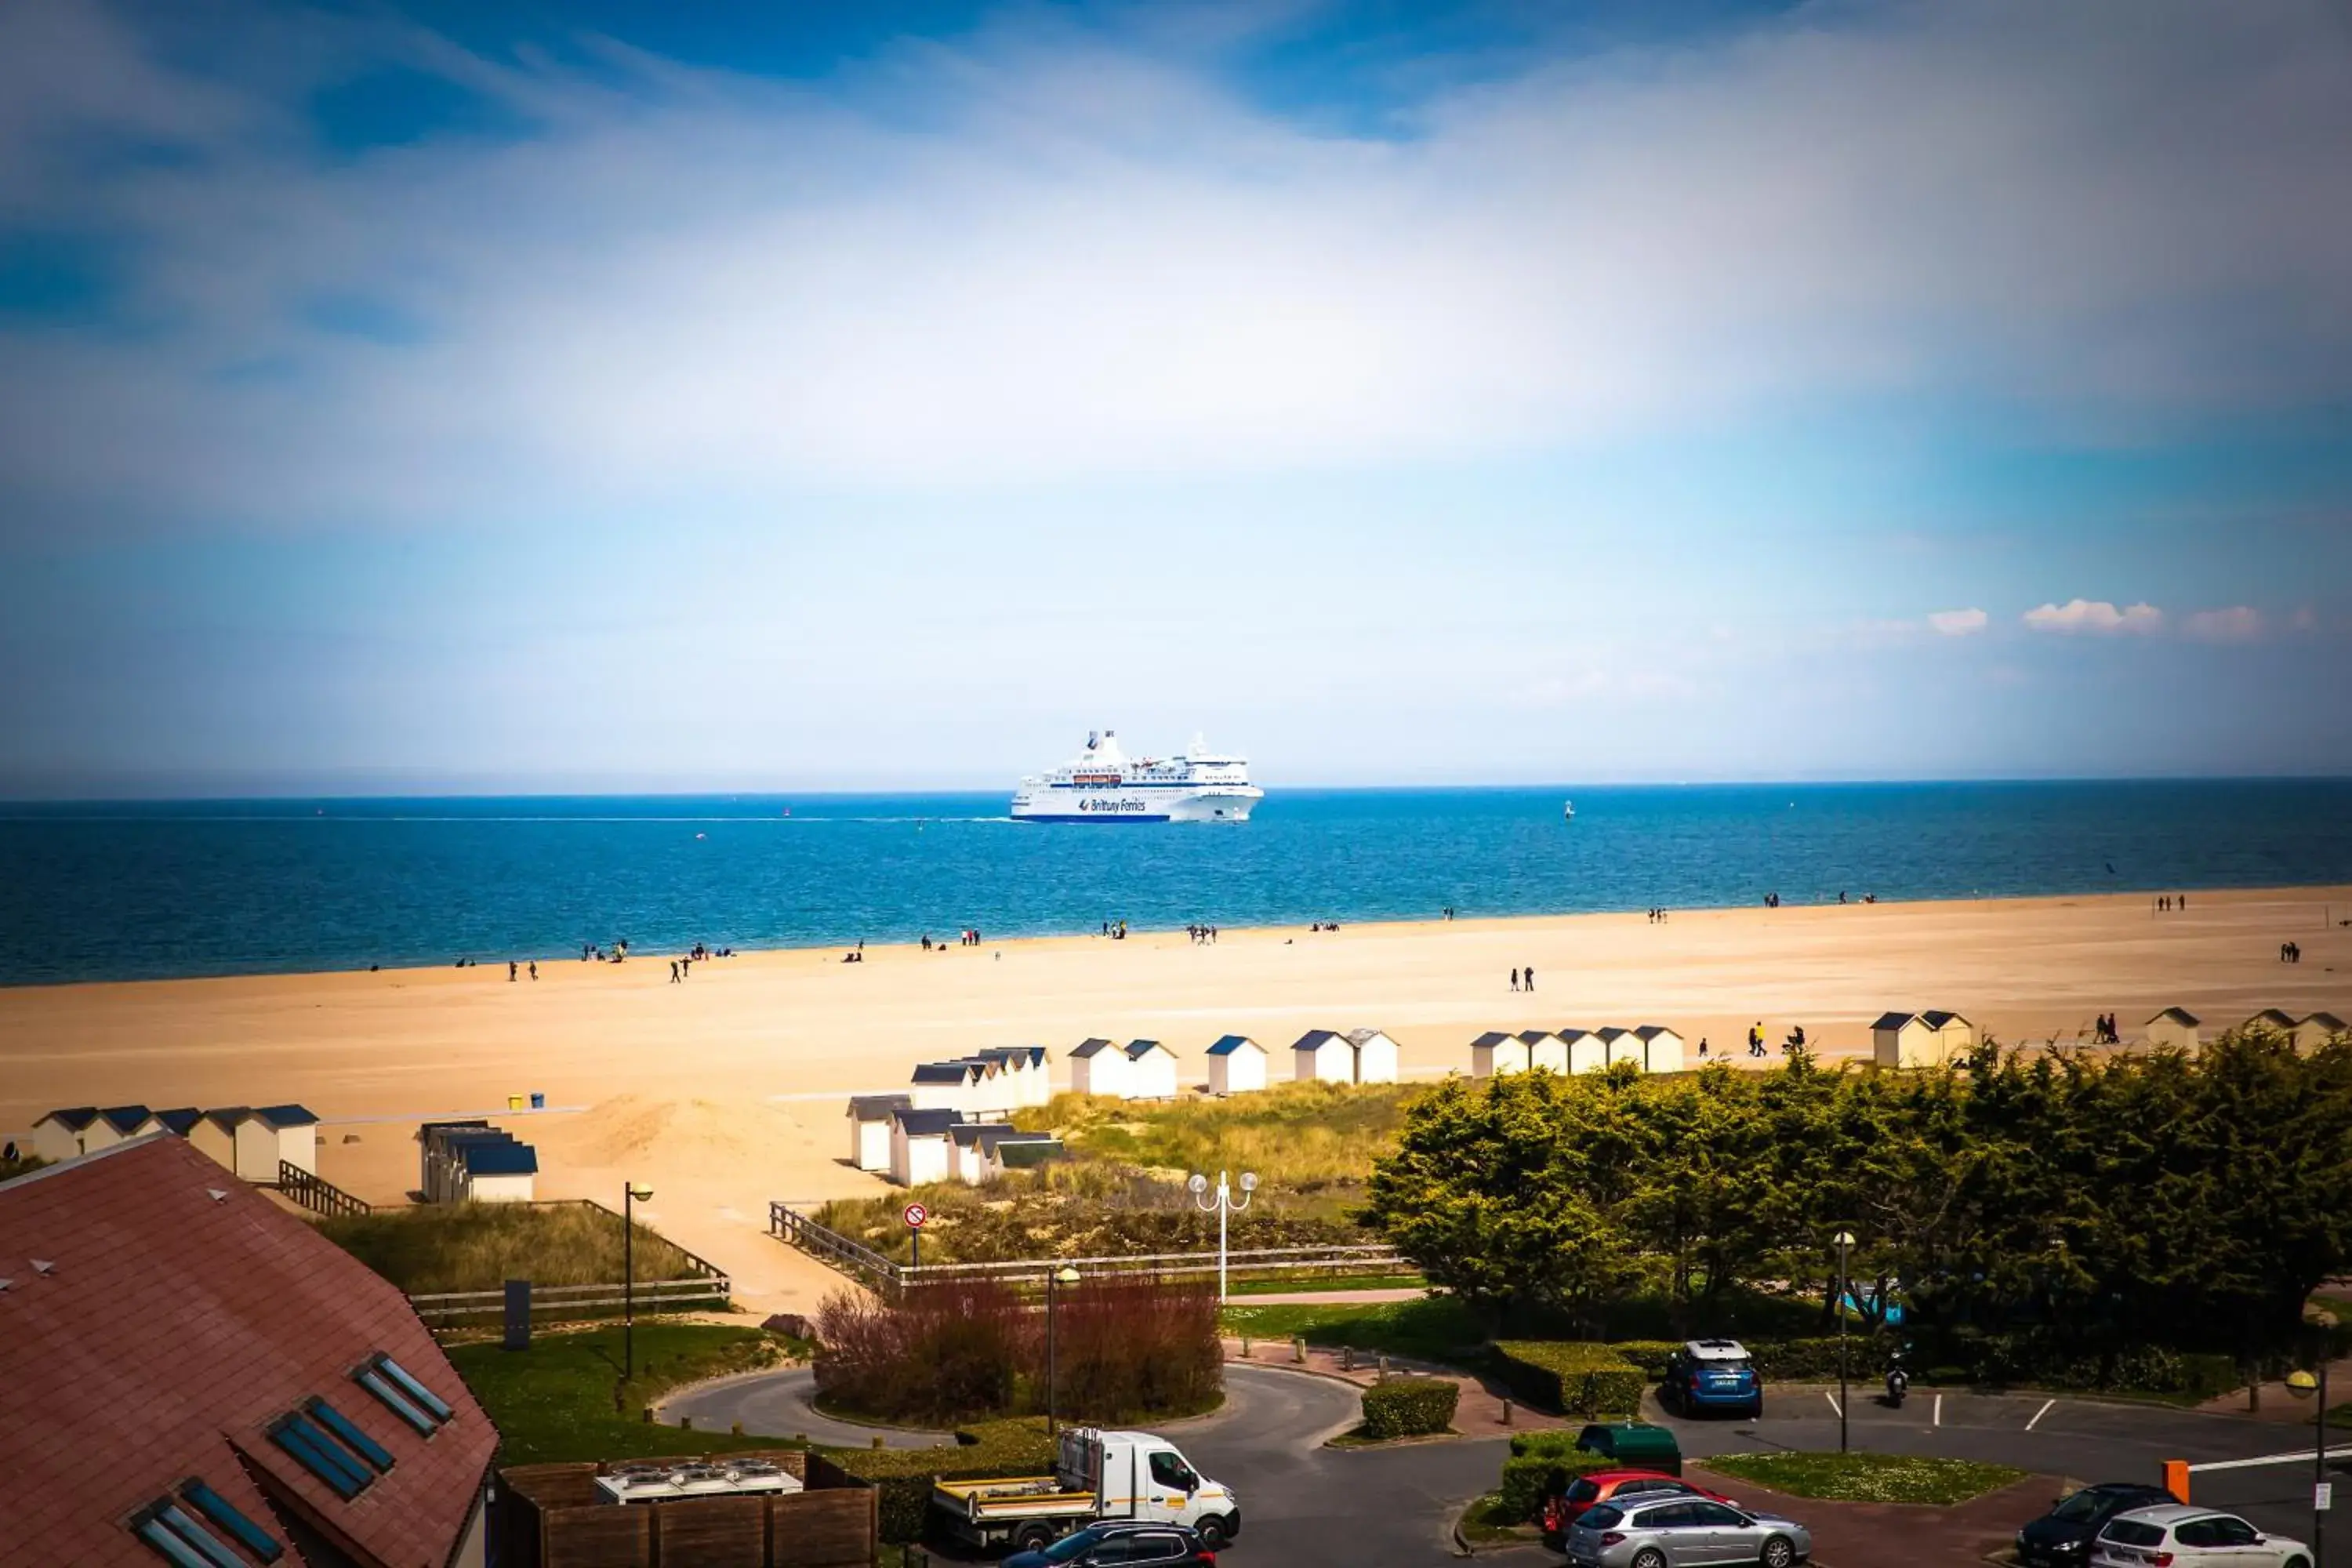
[[1928, 608, 1988, 636], [0, 0, 2348, 535], [2183, 605, 2264, 643], [2023, 599, 2165, 635]]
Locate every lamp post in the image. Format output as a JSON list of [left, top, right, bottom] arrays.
[[1189, 1170, 1258, 1302], [1829, 1228, 1857, 1454], [2288, 1340, 2334, 1568], [623, 1181, 654, 1381], [1046, 1265, 1080, 1438]]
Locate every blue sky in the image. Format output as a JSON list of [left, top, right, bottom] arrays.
[[2, 0, 2349, 794]]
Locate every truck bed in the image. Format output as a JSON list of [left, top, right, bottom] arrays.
[[932, 1475, 1098, 1522]]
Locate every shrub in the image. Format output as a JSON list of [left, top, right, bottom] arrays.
[[1610, 1340, 1681, 1378], [1497, 1450, 1614, 1522], [815, 1279, 1033, 1425], [1359, 1376, 1459, 1439], [1747, 1338, 1855, 1381], [814, 1417, 1058, 1543], [1054, 1274, 1224, 1422], [1494, 1341, 1645, 1416]]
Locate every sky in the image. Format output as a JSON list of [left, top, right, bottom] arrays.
[[1, 0, 2349, 795]]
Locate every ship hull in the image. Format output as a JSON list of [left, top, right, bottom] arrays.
[[1011, 786, 1261, 823]]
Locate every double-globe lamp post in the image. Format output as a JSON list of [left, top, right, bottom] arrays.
[[623, 1181, 654, 1381], [1829, 1226, 1857, 1454], [1045, 1265, 1081, 1438], [1189, 1169, 1258, 1302]]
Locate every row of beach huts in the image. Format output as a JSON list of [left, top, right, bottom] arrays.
[[28, 1103, 319, 1182]]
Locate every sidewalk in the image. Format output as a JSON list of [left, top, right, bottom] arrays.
[[1220, 1335, 1569, 1436], [2194, 1353, 2352, 1422], [1686, 1465, 2060, 1568]]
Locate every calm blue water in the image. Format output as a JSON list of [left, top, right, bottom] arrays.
[[1, 782, 2348, 986]]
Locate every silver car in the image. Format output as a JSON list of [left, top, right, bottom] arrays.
[[1566, 1496, 1812, 1568]]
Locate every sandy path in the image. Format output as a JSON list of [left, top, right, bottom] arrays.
[[5, 886, 2346, 1312]]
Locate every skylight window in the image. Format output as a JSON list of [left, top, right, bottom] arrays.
[[178, 1480, 281, 1563], [374, 1354, 454, 1422], [354, 1351, 454, 1434], [132, 1501, 245, 1568], [268, 1413, 370, 1499], [307, 1397, 394, 1472]]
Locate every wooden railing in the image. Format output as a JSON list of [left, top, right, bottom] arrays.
[[277, 1160, 372, 1220], [768, 1200, 1404, 1297], [407, 1275, 731, 1322], [550, 1198, 731, 1282]]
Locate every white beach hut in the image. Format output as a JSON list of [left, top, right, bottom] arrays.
[[1635, 1025, 1686, 1074], [234, 1105, 318, 1181], [1346, 1029, 1402, 1084], [2293, 1012, 2347, 1052], [30, 1108, 100, 1164], [1557, 1029, 1607, 1076], [1595, 1027, 1646, 1071], [909, 1061, 975, 1112], [1871, 1011, 1962, 1069], [949, 1122, 1022, 1185], [2243, 1008, 2299, 1038], [956, 1056, 1018, 1119], [1521, 1029, 1569, 1075], [455, 1138, 538, 1202], [1069, 1038, 1126, 1098], [976, 1047, 1051, 1109], [189, 1109, 245, 1174], [1207, 1035, 1269, 1095], [2145, 1007, 2201, 1051], [1120, 1040, 1181, 1100], [1293, 1029, 1355, 1083], [889, 1108, 962, 1187], [1469, 1032, 1528, 1079], [847, 1094, 913, 1171], [76, 1106, 156, 1156]]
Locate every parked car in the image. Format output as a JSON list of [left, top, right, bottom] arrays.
[[2092, 1505, 2310, 1568], [1004, 1521, 1217, 1568], [1574, 1422, 1684, 1475], [1566, 1495, 1811, 1568], [1541, 1470, 1738, 1547], [1664, 1338, 1764, 1419], [2015, 1483, 2180, 1566]]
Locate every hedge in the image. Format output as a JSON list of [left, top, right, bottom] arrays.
[[1497, 1447, 1614, 1522], [1493, 1341, 1645, 1417], [1360, 1376, 1459, 1439], [813, 1417, 1058, 1543]]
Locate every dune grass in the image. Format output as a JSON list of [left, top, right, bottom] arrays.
[[317, 1201, 702, 1294], [446, 1322, 794, 1465], [1701, 1451, 2027, 1506], [1019, 1081, 1425, 1192]]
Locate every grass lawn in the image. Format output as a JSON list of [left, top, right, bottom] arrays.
[[1701, 1451, 2027, 1506], [1219, 1295, 1488, 1363], [446, 1321, 795, 1465], [1457, 1492, 1538, 1544], [319, 1201, 706, 1295], [1225, 1272, 1427, 1297]]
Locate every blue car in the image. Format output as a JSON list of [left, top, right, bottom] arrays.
[[1665, 1338, 1763, 1418]]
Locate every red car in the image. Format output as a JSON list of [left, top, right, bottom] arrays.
[[1541, 1470, 1737, 1543]]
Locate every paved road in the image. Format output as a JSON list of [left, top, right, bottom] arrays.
[[657, 1366, 957, 1450]]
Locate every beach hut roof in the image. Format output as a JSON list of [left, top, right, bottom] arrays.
[[2299, 1011, 2347, 1033], [893, 1108, 964, 1138], [252, 1105, 319, 1128], [1345, 1028, 1394, 1047], [458, 1141, 539, 1177], [1124, 1038, 1171, 1060], [950, 1121, 1018, 1149], [98, 1105, 154, 1135], [996, 1138, 1065, 1170], [1555, 1028, 1592, 1044], [1292, 1029, 1346, 1051], [1920, 1010, 1965, 1029], [2149, 1007, 2201, 1026], [151, 1108, 203, 1137], [1070, 1036, 1116, 1058], [1871, 1011, 1917, 1032], [1634, 1025, 1681, 1042], [1471, 1031, 1517, 1049], [2245, 1008, 2298, 1030], [848, 1093, 913, 1122], [1207, 1035, 1262, 1056], [910, 1062, 970, 1085], [37, 1107, 100, 1132], [201, 1106, 255, 1131], [1595, 1027, 1632, 1043], [1515, 1029, 1554, 1047]]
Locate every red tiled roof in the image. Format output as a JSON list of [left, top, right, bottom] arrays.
[[0, 1134, 497, 1568]]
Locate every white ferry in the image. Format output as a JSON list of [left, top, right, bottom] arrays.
[[1011, 731, 1262, 823]]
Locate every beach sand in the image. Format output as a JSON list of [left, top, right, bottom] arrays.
[[5, 886, 2347, 1311]]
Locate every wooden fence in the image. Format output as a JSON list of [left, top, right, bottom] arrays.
[[768, 1200, 1403, 1296], [408, 1275, 731, 1323], [276, 1160, 372, 1219]]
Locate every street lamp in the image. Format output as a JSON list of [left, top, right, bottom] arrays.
[[1189, 1170, 1258, 1302], [1828, 1228, 1857, 1454], [623, 1181, 654, 1381], [1046, 1265, 1080, 1438], [2288, 1330, 2334, 1568]]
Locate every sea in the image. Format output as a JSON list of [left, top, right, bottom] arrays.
[[2, 780, 2349, 987]]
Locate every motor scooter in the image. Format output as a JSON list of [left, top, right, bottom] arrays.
[[1884, 1355, 1910, 1409]]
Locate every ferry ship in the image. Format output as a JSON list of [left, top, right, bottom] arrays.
[[1011, 731, 1263, 822]]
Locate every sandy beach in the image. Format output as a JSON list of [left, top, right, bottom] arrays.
[[5, 886, 2347, 1311]]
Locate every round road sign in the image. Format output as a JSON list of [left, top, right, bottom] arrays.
[[903, 1202, 929, 1229]]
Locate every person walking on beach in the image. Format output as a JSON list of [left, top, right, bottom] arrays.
[[1524, 965, 1536, 993], [509, 960, 517, 982], [529, 961, 538, 981], [669, 960, 681, 984], [1698, 1036, 1708, 1058], [1510, 967, 1520, 993]]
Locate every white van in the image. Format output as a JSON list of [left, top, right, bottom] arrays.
[[931, 1427, 1241, 1554]]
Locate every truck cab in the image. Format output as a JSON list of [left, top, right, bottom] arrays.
[[932, 1428, 1241, 1554]]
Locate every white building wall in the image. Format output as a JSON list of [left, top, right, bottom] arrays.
[[854, 1119, 893, 1172], [463, 1171, 535, 1203], [1352, 1037, 1399, 1085], [31, 1120, 84, 1163], [1072, 1053, 1126, 1098], [276, 1123, 318, 1178], [1208, 1048, 1267, 1095], [232, 1120, 282, 1181], [899, 1135, 952, 1187], [1296, 1044, 1352, 1083], [1640, 1032, 1686, 1073], [1526, 1036, 1569, 1075], [1124, 1051, 1179, 1100]]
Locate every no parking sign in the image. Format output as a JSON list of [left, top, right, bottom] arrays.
[[903, 1202, 928, 1230]]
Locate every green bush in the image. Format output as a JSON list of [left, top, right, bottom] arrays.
[[1494, 1341, 1645, 1416], [1497, 1450, 1613, 1522], [1359, 1376, 1460, 1439], [1747, 1338, 1855, 1381], [815, 1417, 1058, 1543], [1610, 1340, 1680, 1378]]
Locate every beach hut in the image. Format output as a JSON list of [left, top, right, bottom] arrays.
[[909, 1061, 976, 1112], [1346, 1029, 1401, 1084], [456, 1138, 538, 1202], [977, 1047, 1050, 1109], [2144, 1007, 2201, 1051], [1293, 1029, 1355, 1083], [1558, 1029, 1607, 1075], [949, 1123, 1021, 1185], [1069, 1037, 1125, 1098], [889, 1108, 963, 1187], [1635, 1025, 1686, 1073], [30, 1108, 99, 1164], [1521, 1029, 1569, 1075], [234, 1105, 318, 1181], [847, 1094, 913, 1171], [956, 1056, 1018, 1119], [1922, 1010, 1976, 1054], [1207, 1035, 1269, 1095], [2294, 1012, 2347, 1052], [1595, 1027, 1646, 1071], [1020, 1045, 1053, 1105], [149, 1108, 202, 1138], [1122, 1040, 1181, 1100], [1871, 1011, 1963, 1069], [188, 1109, 245, 1173], [2243, 1008, 2299, 1038], [1470, 1032, 1528, 1079], [75, 1106, 155, 1156]]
